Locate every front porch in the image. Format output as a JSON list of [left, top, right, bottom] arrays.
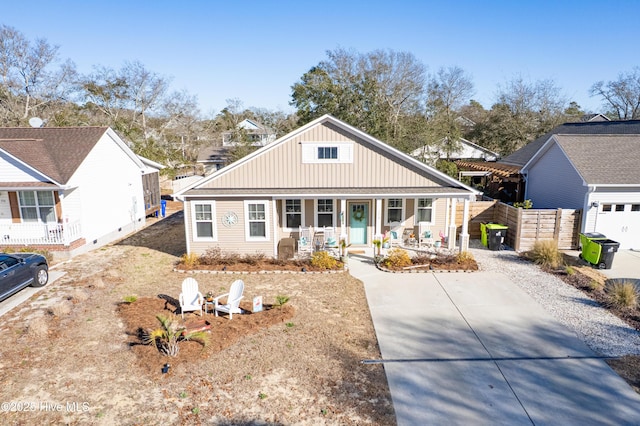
[[0, 221, 83, 248]]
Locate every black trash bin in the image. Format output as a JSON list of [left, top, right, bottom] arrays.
[[594, 239, 620, 269], [486, 223, 508, 251]]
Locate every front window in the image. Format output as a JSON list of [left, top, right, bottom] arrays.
[[192, 202, 216, 240], [284, 199, 302, 229], [317, 199, 334, 227], [18, 191, 56, 223], [386, 198, 403, 223], [246, 201, 269, 240], [416, 198, 433, 223]]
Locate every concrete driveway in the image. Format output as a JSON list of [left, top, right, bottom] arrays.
[[600, 249, 640, 281], [349, 258, 640, 425], [0, 270, 65, 318]]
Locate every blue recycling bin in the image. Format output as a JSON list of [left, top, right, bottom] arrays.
[[161, 200, 167, 217]]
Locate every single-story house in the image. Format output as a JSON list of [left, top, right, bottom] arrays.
[[174, 115, 480, 257], [0, 126, 162, 260], [521, 133, 640, 250]]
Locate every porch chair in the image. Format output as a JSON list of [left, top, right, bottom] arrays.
[[214, 279, 245, 320], [322, 227, 340, 256], [178, 277, 204, 319], [298, 226, 313, 258], [389, 222, 403, 247], [418, 222, 434, 248]]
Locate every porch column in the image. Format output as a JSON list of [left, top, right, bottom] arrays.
[[448, 198, 457, 250], [459, 197, 471, 253], [375, 198, 382, 237], [340, 199, 347, 239]]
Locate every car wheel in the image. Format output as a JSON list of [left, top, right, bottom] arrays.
[[32, 266, 49, 287]]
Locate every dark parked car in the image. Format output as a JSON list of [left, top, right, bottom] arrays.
[[0, 253, 49, 302]]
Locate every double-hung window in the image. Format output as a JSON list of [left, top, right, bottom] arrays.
[[284, 199, 302, 229], [386, 198, 403, 223], [18, 191, 56, 223], [416, 198, 434, 223], [192, 202, 216, 240], [246, 201, 269, 240], [317, 199, 334, 227]]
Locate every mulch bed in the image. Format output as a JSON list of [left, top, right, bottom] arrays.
[[118, 297, 295, 378]]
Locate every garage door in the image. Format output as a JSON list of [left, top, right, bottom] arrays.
[[595, 203, 640, 250]]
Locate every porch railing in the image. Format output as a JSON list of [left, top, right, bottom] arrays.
[[0, 221, 82, 247]]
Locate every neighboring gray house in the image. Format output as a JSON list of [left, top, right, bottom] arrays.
[[521, 134, 640, 249], [457, 119, 640, 203]]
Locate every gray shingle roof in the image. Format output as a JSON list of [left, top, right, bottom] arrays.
[[552, 134, 640, 185], [501, 120, 640, 167], [0, 127, 108, 184]]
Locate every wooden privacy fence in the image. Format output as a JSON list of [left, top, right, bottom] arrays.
[[455, 201, 582, 251]]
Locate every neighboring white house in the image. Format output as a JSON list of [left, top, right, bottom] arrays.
[[222, 118, 277, 147], [0, 126, 161, 260], [411, 137, 499, 163], [521, 134, 640, 249]]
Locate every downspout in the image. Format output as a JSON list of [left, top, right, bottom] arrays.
[[582, 185, 597, 233], [272, 199, 278, 258]]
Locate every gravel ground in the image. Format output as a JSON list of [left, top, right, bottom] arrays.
[[467, 240, 640, 357]]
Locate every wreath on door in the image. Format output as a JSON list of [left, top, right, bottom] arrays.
[[353, 207, 365, 222]]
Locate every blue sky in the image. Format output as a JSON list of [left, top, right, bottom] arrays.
[[2, 1, 639, 117]]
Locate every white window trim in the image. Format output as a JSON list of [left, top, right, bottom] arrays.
[[245, 200, 270, 241], [282, 199, 305, 232], [414, 197, 435, 225], [314, 199, 336, 228], [384, 198, 405, 225], [191, 201, 217, 241], [301, 142, 354, 164], [18, 190, 57, 223]]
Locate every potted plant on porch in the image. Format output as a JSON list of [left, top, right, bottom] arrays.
[[339, 238, 351, 264]]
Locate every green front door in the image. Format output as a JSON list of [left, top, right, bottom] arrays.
[[349, 203, 368, 245]]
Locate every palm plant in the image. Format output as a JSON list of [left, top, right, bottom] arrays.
[[144, 314, 209, 357]]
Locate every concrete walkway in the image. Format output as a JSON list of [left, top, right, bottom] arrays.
[[349, 256, 640, 425]]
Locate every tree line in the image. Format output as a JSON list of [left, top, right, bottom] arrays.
[[1, 25, 638, 175]]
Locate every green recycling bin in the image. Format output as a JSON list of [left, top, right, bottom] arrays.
[[481, 223, 508, 250], [579, 232, 619, 269]]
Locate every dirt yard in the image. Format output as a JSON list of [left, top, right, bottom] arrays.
[[0, 202, 394, 425]]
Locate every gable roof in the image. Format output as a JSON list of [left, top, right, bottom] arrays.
[[524, 134, 640, 186], [0, 127, 142, 185], [501, 120, 640, 167], [411, 137, 499, 161], [176, 114, 479, 198]]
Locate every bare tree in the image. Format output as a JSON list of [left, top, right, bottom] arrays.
[[590, 67, 640, 119], [0, 24, 77, 124]]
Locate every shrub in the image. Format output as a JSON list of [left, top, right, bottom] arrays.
[[310, 251, 339, 269], [528, 240, 563, 269], [26, 316, 49, 338], [275, 295, 290, 309], [48, 301, 72, 317], [180, 253, 199, 269], [588, 280, 605, 292], [383, 248, 412, 269], [123, 295, 138, 304], [144, 314, 209, 357], [565, 266, 575, 275], [456, 251, 475, 264], [607, 282, 638, 310], [242, 252, 266, 265]]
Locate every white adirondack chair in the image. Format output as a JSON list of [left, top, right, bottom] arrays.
[[214, 279, 245, 319], [389, 222, 404, 247], [298, 226, 313, 258], [179, 277, 203, 319]]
